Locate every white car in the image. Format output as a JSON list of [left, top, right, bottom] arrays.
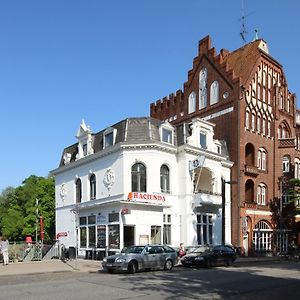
[[102, 244, 177, 274]]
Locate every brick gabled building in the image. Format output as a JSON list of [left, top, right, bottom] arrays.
[[150, 35, 300, 255]]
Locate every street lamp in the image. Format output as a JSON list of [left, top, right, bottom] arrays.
[[221, 179, 237, 245]]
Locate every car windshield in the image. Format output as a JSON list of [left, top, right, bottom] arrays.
[[121, 246, 145, 254], [192, 246, 210, 254]]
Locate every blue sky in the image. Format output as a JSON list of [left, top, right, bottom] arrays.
[[1, 0, 300, 192]]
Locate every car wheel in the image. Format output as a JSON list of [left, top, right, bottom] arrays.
[[205, 259, 211, 268], [128, 261, 138, 274], [164, 259, 173, 271], [226, 258, 234, 266]]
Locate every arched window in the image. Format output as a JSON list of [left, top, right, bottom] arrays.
[[251, 113, 256, 131], [245, 143, 255, 166], [245, 179, 254, 203], [76, 178, 82, 203], [245, 111, 250, 129], [210, 81, 219, 105], [199, 68, 207, 109], [131, 163, 146, 192], [90, 174, 96, 200], [160, 165, 170, 193], [188, 92, 196, 114], [257, 183, 267, 205], [257, 148, 267, 171]]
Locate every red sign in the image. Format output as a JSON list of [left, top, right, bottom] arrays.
[[56, 232, 68, 239]]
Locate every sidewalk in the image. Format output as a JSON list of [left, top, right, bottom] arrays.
[[0, 256, 290, 277], [0, 259, 102, 277]]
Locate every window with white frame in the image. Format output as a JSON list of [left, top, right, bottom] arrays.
[[257, 116, 261, 133], [295, 160, 300, 178], [163, 214, 171, 245], [162, 128, 173, 144], [252, 113, 255, 131], [245, 111, 250, 129], [160, 164, 170, 193], [90, 174, 96, 200], [196, 214, 213, 245], [131, 163, 146, 192], [200, 132, 207, 149], [188, 92, 196, 114], [75, 178, 82, 203], [210, 81, 219, 105], [103, 127, 117, 149], [262, 118, 266, 135], [257, 148, 267, 171], [257, 184, 266, 205], [283, 156, 290, 173]]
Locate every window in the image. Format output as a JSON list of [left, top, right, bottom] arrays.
[[257, 116, 261, 133], [245, 111, 250, 129], [210, 81, 219, 105], [163, 214, 171, 245], [197, 214, 213, 245], [83, 144, 87, 156], [75, 178, 82, 203], [282, 194, 290, 205], [199, 68, 208, 109], [283, 156, 290, 173], [80, 227, 87, 248], [104, 132, 113, 148], [88, 226, 96, 248], [108, 225, 120, 249], [200, 132, 207, 149], [257, 148, 267, 171], [90, 174, 96, 200], [162, 128, 173, 144], [251, 113, 255, 131], [262, 118, 266, 135], [295, 160, 300, 178], [151, 226, 161, 244], [257, 184, 266, 205], [188, 92, 196, 114], [160, 165, 170, 193], [131, 163, 146, 192]]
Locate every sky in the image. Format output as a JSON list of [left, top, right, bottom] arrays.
[[1, 0, 300, 192]]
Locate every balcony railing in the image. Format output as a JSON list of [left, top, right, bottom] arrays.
[[278, 138, 295, 148], [193, 190, 222, 207]]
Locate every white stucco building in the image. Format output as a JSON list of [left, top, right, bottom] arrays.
[[51, 117, 233, 257]]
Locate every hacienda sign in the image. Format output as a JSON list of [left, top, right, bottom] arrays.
[[127, 192, 166, 202]]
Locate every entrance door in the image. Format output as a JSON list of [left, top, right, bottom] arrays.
[[124, 225, 135, 247]]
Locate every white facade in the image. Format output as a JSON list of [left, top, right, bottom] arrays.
[[51, 117, 233, 257]]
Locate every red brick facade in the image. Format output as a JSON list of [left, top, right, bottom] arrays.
[[150, 35, 300, 255]]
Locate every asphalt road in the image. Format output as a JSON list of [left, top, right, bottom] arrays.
[[0, 261, 299, 300]]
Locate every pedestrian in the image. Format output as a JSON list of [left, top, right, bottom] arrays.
[[0, 236, 9, 265], [178, 242, 186, 258]]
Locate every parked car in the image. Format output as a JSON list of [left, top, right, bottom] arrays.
[[180, 245, 237, 268], [102, 244, 177, 274]]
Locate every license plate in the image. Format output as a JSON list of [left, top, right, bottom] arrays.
[[106, 263, 113, 267]]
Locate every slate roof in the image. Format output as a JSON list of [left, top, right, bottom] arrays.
[[59, 117, 177, 167]]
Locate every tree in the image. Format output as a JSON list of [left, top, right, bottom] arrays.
[[0, 175, 55, 242]]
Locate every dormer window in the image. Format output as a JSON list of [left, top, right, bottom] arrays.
[[103, 127, 117, 149], [104, 132, 113, 148], [160, 122, 174, 145], [200, 132, 207, 149], [83, 144, 87, 156], [75, 120, 94, 160]]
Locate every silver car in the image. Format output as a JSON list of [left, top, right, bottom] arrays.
[[102, 244, 177, 273]]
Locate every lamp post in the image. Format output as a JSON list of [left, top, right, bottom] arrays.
[[221, 179, 237, 245]]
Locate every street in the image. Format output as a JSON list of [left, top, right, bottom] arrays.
[[0, 261, 299, 300]]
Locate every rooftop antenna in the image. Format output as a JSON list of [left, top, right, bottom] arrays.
[[240, 0, 247, 43]]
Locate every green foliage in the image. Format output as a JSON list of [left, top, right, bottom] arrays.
[[0, 175, 55, 242]]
